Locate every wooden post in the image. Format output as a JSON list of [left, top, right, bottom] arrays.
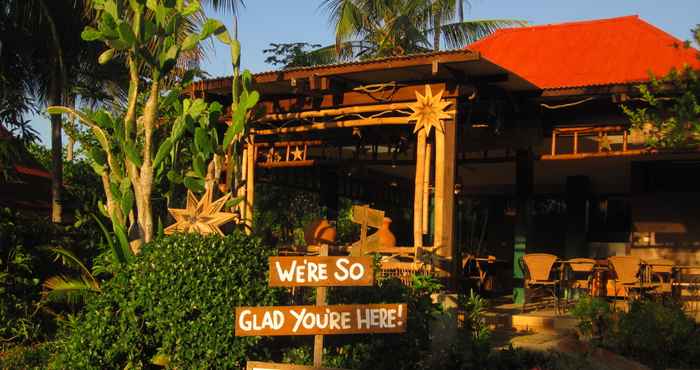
[[413, 130, 427, 250], [314, 244, 329, 367], [245, 136, 255, 234], [422, 143, 432, 235], [513, 149, 533, 304], [434, 117, 456, 273]]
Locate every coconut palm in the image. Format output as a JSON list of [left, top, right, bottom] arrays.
[[321, 0, 525, 59]]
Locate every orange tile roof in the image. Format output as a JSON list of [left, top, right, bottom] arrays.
[[468, 15, 700, 90]]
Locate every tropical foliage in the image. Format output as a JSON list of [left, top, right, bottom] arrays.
[[51, 232, 280, 369], [320, 0, 525, 60], [47, 0, 257, 250], [622, 26, 700, 149]]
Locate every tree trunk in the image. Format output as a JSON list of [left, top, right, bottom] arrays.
[[49, 74, 63, 223], [433, 5, 442, 51], [458, 0, 464, 22]]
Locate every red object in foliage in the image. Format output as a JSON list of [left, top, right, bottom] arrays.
[[468, 16, 700, 90]]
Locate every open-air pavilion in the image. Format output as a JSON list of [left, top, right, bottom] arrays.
[[196, 15, 700, 305]]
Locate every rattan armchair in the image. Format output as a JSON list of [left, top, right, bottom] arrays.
[[608, 256, 656, 309], [521, 253, 561, 313], [644, 258, 674, 294]]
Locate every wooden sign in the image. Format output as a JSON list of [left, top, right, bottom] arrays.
[[351, 205, 384, 228], [235, 303, 407, 336], [269, 256, 374, 287], [247, 361, 345, 370]]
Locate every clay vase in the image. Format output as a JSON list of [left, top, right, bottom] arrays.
[[375, 217, 396, 248], [304, 219, 337, 246]]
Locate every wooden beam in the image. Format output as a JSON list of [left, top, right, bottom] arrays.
[[257, 160, 315, 168], [253, 116, 421, 136], [261, 102, 415, 122], [259, 82, 467, 113], [541, 149, 649, 160]]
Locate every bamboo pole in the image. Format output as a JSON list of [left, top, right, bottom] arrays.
[[434, 130, 445, 258], [413, 130, 426, 251], [245, 136, 255, 234], [422, 143, 432, 234], [238, 147, 248, 219]]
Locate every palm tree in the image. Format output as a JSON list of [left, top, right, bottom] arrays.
[[321, 0, 525, 59], [0, 0, 107, 223]]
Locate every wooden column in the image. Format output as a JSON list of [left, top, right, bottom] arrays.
[[413, 130, 427, 250], [245, 137, 255, 234], [434, 118, 456, 273], [513, 148, 534, 304]]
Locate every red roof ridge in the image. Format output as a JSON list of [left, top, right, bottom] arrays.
[[467, 15, 700, 90], [469, 15, 642, 48]]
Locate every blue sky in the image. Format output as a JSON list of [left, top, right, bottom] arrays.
[[29, 0, 700, 144]]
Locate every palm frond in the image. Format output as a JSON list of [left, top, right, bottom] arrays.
[[203, 0, 245, 14], [43, 275, 100, 306], [46, 246, 95, 282], [439, 19, 527, 49]]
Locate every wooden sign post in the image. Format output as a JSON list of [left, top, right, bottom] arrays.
[[314, 245, 328, 368], [351, 205, 385, 255], [237, 238, 406, 370]]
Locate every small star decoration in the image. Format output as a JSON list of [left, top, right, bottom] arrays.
[[407, 85, 453, 135], [291, 146, 304, 160], [265, 147, 281, 163], [164, 187, 236, 236], [597, 133, 613, 152]]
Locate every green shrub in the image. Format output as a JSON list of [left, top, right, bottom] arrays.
[[571, 296, 612, 341], [0, 208, 55, 347], [51, 232, 281, 369], [0, 342, 54, 369], [610, 299, 700, 369]]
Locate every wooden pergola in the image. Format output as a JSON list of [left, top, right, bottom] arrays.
[[196, 49, 539, 283]]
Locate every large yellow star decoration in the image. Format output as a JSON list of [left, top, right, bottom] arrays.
[[164, 187, 236, 236], [407, 85, 453, 135]]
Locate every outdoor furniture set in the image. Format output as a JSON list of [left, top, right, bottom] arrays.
[[519, 253, 700, 314]]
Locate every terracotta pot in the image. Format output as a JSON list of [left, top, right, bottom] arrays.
[[375, 217, 396, 248], [304, 219, 337, 246]]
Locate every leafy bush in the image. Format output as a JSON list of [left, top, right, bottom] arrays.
[[571, 296, 612, 341], [0, 208, 56, 347], [609, 299, 700, 369], [0, 342, 54, 369], [51, 232, 281, 369]]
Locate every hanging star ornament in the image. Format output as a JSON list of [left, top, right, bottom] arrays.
[[407, 85, 453, 135], [164, 187, 236, 236]]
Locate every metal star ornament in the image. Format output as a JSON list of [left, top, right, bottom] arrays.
[[164, 187, 236, 236], [408, 85, 453, 135]]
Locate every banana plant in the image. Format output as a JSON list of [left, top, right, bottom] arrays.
[[47, 0, 234, 248]]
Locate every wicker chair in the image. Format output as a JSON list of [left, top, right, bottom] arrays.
[[521, 253, 560, 313], [608, 256, 655, 309], [644, 258, 674, 294]]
